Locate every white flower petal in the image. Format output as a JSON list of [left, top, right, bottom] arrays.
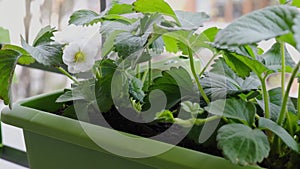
[[59, 24, 102, 74]]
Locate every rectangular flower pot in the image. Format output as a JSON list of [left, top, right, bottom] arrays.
[[1, 91, 263, 169]]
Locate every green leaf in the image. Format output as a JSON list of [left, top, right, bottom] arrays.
[[210, 57, 237, 79], [32, 26, 56, 46], [223, 51, 269, 78], [200, 58, 261, 100], [223, 52, 252, 78], [0, 50, 21, 107], [102, 30, 124, 56], [150, 37, 164, 54], [68, 10, 100, 25], [293, 14, 300, 51], [200, 27, 220, 43], [201, 73, 260, 99], [61, 105, 78, 120], [261, 42, 295, 71], [107, 3, 134, 15], [129, 77, 145, 103], [277, 32, 296, 47], [59, 60, 117, 113], [57, 82, 97, 122], [101, 21, 132, 35], [217, 124, 270, 166], [180, 101, 203, 118], [145, 67, 196, 109], [292, 0, 300, 7], [114, 32, 148, 58], [102, 14, 135, 24], [21, 37, 63, 66], [56, 90, 85, 103], [175, 11, 209, 30], [155, 109, 175, 123], [259, 117, 299, 152], [161, 30, 209, 53], [2, 44, 35, 65], [133, 0, 179, 24], [279, 0, 286, 4], [0, 27, 10, 43], [205, 98, 256, 125], [101, 21, 133, 56], [214, 6, 300, 49], [202, 57, 260, 99], [152, 22, 217, 49], [223, 44, 260, 59], [140, 13, 163, 35], [96, 59, 117, 112], [162, 35, 178, 53]]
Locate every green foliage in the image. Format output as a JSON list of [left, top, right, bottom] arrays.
[[155, 109, 175, 123], [0, 50, 21, 107], [175, 11, 209, 30], [205, 98, 256, 126], [293, 15, 300, 51], [145, 67, 195, 109], [214, 5, 300, 51], [217, 124, 270, 166], [256, 88, 297, 120], [101, 20, 132, 55], [223, 51, 269, 79], [21, 37, 63, 66], [279, 0, 286, 4], [129, 77, 145, 103], [2, 1, 300, 168], [68, 10, 100, 25], [107, 3, 134, 15], [32, 26, 56, 46], [201, 57, 260, 99], [114, 32, 148, 59], [261, 42, 296, 71], [57, 60, 117, 113], [95, 59, 117, 112], [180, 101, 203, 117], [133, 0, 179, 24], [292, 0, 300, 7], [2, 44, 35, 65], [259, 117, 299, 152]]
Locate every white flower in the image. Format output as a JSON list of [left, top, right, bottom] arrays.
[[56, 24, 102, 74], [62, 42, 95, 73], [265, 72, 299, 98]]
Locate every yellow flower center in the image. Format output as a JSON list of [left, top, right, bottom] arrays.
[[74, 51, 86, 63]]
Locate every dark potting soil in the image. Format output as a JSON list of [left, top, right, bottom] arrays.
[[55, 104, 223, 158], [53, 102, 300, 169]]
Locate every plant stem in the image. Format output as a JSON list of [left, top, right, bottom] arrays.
[[136, 64, 141, 79], [56, 66, 79, 84], [199, 52, 219, 77], [286, 112, 294, 135], [148, 59, 152, 87], [141, 69, 149, 85], [146, 48, 152, 88], [187, 47, 210, 104], [95, 67, 102, 79], [280, 42, 285, 97], [195, 115, 220, 125], [277, 61, 300, 126], [260, 76, 270, 119]]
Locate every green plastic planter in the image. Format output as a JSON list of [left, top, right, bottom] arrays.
[[1, 91, 263, 169]]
